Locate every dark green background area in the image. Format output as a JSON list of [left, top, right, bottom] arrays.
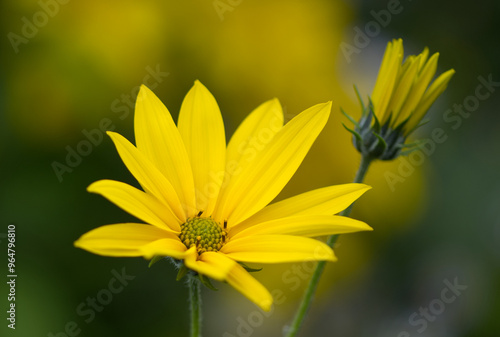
[[1, 0, 499, 336]]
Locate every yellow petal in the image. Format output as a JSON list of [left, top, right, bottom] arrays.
[[397, 52, 439, 123], [217, 102, 331, 226], [140, 238, 189, 260], [372, 39, 404, 123], [220, 235, 336, 263], [226, 263, 273, 312], [388, 56, 421, 125], [417, 47, 430, 70], [213, 98, 283, 221], [87, 179, 181, 232], [372, 40, 396, 107], [407, 69, 455, 132], [178, 81, 226, 215], [107, 131, 186, 222], [134, 85, 197, 217], [225, 98, 283, 170], [184, 250, 236, 281], [400, 55, 415, 75], [231, 215, 372, 239], [232, 183, 370, 232], [74, 223, 184, 258]]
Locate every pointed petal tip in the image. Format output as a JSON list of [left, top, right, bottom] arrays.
[[86, 181, 97, 193], [324, 252, 338, 263], [137, 84, 155, 99], [351, 220, 374, 232], [86, 179, 113, 193], [191, 80, 208, 93], [73, 238, 82, 248], [139, 83, 150, 91], [347, 183, 373, 194], [265, 98, 283, 115], [270, 97, 281, 106], [193, 79, 205, 89], [313, 101, 333, 116], [428, 52, 440, 63], [259, 300, 273, 312], [355, 183, 372, 190]]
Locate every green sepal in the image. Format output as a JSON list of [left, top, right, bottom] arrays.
[[340, 107, 359, 127], [399, 139, 427, 156], [198, 274, 218, 291], [400, 146, 423, 156], [368, 98, 381, 133], [372, 132, 388, 151], [342, 123, 363, 144], [148, 255, 164, 268], [405, 118, 431, 136], [176, 263, 189, 281], [393, 115, 410, 134], [353, 84, 365, 111], [238, 262, 263, 273], [399, 139, 426, 149]]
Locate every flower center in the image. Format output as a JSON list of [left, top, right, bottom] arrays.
[[179, 217, 226, 254]]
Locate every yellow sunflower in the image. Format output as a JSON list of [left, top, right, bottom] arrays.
[[74, 81, 372, 311]]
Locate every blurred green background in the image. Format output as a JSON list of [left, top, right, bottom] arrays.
[[1, 0, 499, 336]]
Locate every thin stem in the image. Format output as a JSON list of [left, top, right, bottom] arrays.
[[285, 154, 373, 337], [187, 275, 202, 337]]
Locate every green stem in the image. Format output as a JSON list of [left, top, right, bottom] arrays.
[[285, 154, 373, 337], [188, 275, 202, 337]]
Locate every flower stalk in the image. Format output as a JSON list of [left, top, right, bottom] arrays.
[[284, 154, 373, 337], [187, 275, 202, 337]]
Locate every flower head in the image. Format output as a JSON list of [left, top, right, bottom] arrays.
[[74, 81, 372, 310], [345, 39, 455, 160]]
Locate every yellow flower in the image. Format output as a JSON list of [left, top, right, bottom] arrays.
[[74, 81, 372, 311], [346, 39, 455, 160]]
